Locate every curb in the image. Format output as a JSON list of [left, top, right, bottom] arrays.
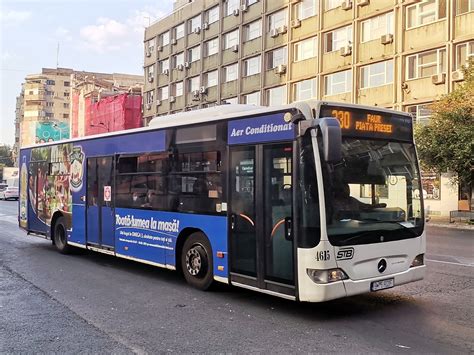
[[426, 222, 474, 231]]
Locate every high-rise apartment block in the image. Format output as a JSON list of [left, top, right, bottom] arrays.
[[143, 0, 473, 216]]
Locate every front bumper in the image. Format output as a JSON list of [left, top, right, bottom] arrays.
[[299, 265, 425, 302]]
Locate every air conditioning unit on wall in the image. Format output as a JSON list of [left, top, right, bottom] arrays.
[[452, 69, 465, 82], [432, 73, 446, 85], [339, 45, 352, 57], [274, 64, 287, 75], [380, 34, 394, 45]]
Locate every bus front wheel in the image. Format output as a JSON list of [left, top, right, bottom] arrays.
[[181, 232, 213, 290], [53, 216, 72, 254]]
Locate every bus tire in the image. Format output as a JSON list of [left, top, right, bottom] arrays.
[[53, 216, 72, 254], [181, 232, 213, 290]]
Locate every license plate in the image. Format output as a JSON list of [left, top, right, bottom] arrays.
[[371, 278, 394, 292]]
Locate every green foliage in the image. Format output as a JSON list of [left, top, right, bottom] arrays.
[[0, 145, 14, 168], [414, 59, 474, 190]]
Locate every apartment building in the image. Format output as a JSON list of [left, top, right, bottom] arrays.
[[143, 0, 473, 217], [13, 84, 24, 166]]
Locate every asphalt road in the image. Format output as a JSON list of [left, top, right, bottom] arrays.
[[0, 199, 473, 353]]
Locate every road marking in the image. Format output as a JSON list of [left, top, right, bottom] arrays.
[[426, 258, 474, 268]]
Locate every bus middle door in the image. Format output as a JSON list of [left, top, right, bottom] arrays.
[[86, 156, 115, 250]]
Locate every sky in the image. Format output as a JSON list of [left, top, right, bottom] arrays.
[[0, 0, 174, 146]]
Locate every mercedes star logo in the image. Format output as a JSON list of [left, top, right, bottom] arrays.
[[378, 259, 387, 273]]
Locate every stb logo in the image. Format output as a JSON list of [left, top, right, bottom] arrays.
[[69, 146, 84, 192], [336, 247, 354, 260]]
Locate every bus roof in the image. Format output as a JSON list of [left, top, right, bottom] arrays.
[[20, 101, 411, 150]]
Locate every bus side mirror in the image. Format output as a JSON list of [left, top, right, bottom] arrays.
[[319, 118, 341, 162]]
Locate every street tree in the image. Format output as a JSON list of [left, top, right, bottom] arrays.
[[414, 60, 474, 208]]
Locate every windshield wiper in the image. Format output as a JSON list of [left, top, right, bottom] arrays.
[[335, 221, 420, 246], [357, 219, 420, 237]]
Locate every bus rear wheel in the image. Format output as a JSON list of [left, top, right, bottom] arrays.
[[53, 216, 72, 254], [181, 232, 213, 290]]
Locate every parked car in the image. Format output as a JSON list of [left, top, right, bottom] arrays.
[[0, 186, 19, 200]]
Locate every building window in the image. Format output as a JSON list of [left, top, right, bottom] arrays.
[[160, 31, 170, 46], [64, 92, 70, 97], [64, 81, 70, 87], [224, 30, 239, 49], [247, 0, 259, 5], [324, 25, 352, 52], [159, 59, 170, 73], [207, 6, 219, 24], [456, 0, 474, 14], [46, 102, 54, 107], [188, 76, 200, 92], [174, 23, 185, 40], [266, 85, 287, 106], [407, 48, 446, 79], [406, 0, 445, 29], [189, 14, 202, 33], [325, 0, 344, 11], [225, 0, 239, 16], [46, 80, 55, 85], [244, 91, 261, 105], [63, 103, 70, 109], [360, 60, 394, 89], [224, 63, 239, 82], [266, 46, 287, 69], [294, 36, 317, 62], [294, 78, 317, 101], [188, 45, 201, 62], [223, 97, 238, 104], [244, 20, 262, 42], [455, 41, 474, 69], [361, 12, 394, 43], [174, 52, 184, 67], [295, 0, 318, 20], [172, 81, 184, 96], [146, 90, 154, 105], [146, 65, 155, 80], [406, 103, 433, 124], [63, 113, 69, 119], [146, 38, 155, 53], [205, 70, 218, 87], [205, 38, 219, 56], [243, 55, 261, 76], [268, 9, 288, 31], [159, 86, 169, 101], [146, 91, 154, 106], [324, 70, 352, 95]]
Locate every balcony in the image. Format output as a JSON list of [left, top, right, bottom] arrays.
[[357, 84, 394, 106], [291, 57, 318, 80], [454, 11, 474, 39]]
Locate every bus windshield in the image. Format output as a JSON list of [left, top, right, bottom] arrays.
[[321, 138, 424, 246]]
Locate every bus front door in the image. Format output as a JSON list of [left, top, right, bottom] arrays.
[[229, 143, 295, 297], [86, 156, 115, 250]]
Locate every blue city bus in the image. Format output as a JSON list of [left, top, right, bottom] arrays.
[[19, 101, 426, 302]]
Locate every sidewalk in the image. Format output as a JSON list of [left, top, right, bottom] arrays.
[[426, 217, 474, 231]]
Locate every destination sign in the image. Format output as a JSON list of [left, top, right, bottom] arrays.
[[320, 105, 413, 141]]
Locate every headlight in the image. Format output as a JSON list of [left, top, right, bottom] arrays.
[[410, 254, 424, 267], [306, 268, 348, 284]]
